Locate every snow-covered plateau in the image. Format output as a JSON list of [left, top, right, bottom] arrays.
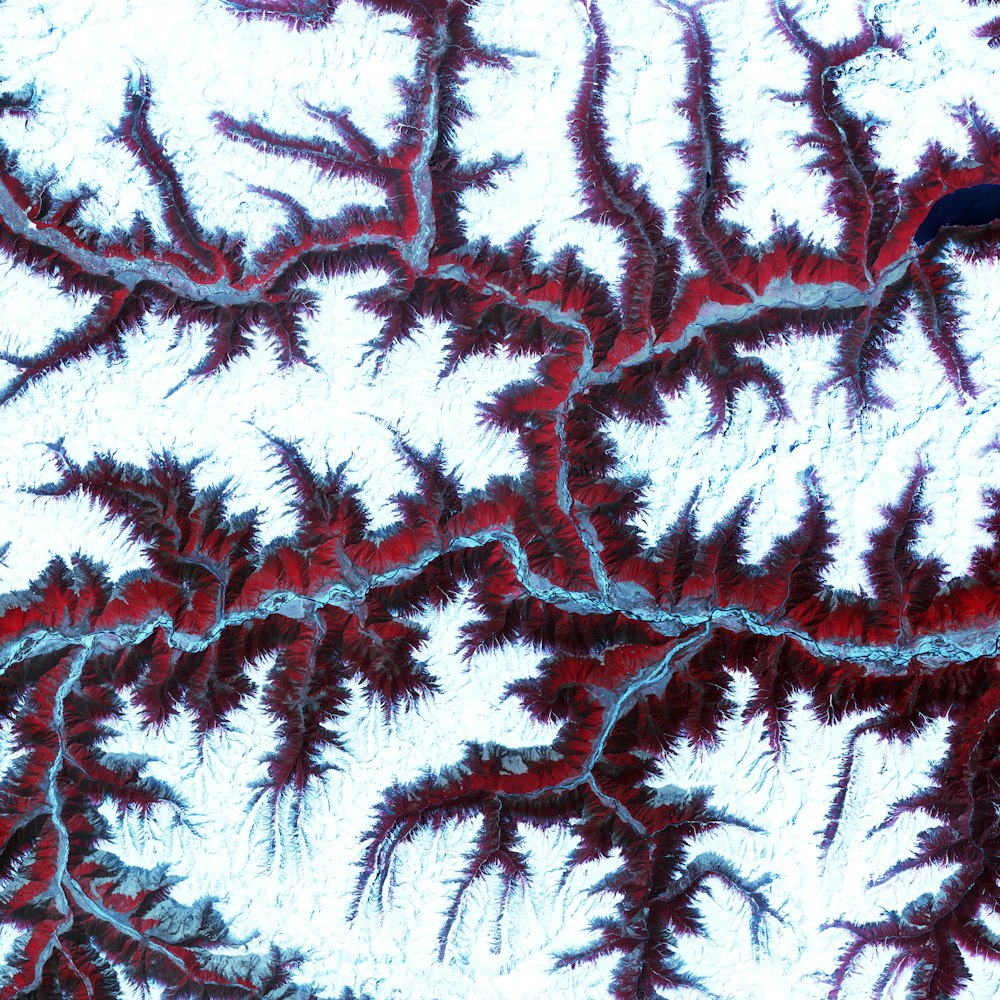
[[2, 1, 1000, 998]]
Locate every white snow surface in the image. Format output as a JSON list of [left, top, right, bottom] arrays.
[[1, 0, 999, 998]]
